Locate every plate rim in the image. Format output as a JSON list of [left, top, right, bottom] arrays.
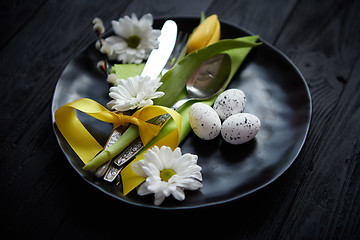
[[51, 16, 312, 210]]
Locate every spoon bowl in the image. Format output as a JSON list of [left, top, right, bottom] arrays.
[[172, 54, 231, 110]]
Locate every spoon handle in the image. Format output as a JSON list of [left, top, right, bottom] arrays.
[[171, 97, 191, 111], [103, 97, 192, 182], [103, 114, 172, 182], [108, 114, 171, 167]]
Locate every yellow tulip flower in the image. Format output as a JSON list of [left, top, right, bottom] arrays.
[[187, 14, 221, 53]]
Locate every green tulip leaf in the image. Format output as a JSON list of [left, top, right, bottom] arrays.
[[83, 35, 261, 170]]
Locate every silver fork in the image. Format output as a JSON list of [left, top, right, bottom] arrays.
[[161, 31, 188, 76], [94, 31, 189, 181]]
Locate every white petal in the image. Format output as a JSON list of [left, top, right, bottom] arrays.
[[151, 146, 160, 155], [151, 29, 161, 39], [161, 183, 171, 197], [110, 85, 131, 99], [112, 42, 128, 53], [112, 19, 132, 38], [126, 76, 139, 96], [180, 179, 203, 190], [113, 103, 132, 112], [159, 146, 175, 169], [111, 20, 122, 36], [143, 162, 160, 177], [131, 160, 147, 177], [173, 147, 183, 159], [139, 99, 153, 108], [154, 192, 166, 206], [144, 148, 164, 170], [137, 183, 152, 196], [147, 179, 163, 193], [135, 48, 146, 59], [139, 13, 153, 26], [107, 14, 161, 64], [191, 171, 203, 181], [107, 75, 166, 110], [104, 36, 124, 46], [130, 13, 139, 22], [106, 99, 117, 109], [171, 187, 185, 201], [131, 145, 202, 205], [172, 154, 197, 173], [133, 58, 143, 64], [149, 91, 165, 99]]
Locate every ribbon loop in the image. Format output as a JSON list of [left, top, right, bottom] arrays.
[[54, 98, 178, 164]]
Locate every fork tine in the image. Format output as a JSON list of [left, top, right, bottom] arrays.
[[161, 31, 188, 76], [173, 32, 188, 60], [170, 31, 183, 58]]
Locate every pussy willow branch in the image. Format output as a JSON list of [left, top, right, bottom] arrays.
[[93, 18, 108, 77], [96, 34, 109, 77]]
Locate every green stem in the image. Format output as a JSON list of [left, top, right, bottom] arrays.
[[83, 124, 139, 170], [83, 36, 261, 171]]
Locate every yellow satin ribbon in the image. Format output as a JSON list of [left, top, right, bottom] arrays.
[[121, 107, 182, 195], [54, 98, 179, 165]]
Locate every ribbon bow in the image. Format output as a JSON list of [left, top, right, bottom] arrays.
[[54, 98, 178, 165]]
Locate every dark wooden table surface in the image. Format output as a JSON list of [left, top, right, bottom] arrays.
[[1, 0, 360, 239]]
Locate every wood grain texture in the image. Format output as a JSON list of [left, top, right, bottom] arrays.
[[273, 0, 360, 239], [1, 0, 360, 239], [207, 0, 298, 43], [0, 0, 47, 50]]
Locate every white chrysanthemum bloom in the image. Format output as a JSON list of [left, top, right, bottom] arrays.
[[103, 13, 161, 64], [131, 146, 203, 206], [107, 75, 164, 111]]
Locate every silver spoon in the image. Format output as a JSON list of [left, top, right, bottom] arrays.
[[100, 54, 232, 181], [171, 53, 231, 110]]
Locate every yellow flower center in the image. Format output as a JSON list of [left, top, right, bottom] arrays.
[[160, 169, 176, 182], [127, 35, 141, 48]]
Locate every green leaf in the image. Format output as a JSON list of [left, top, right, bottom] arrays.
[[154, 36, 261, 107], [83, 36, 261, 170], [150, 36, 261, 146], [111, 63, 145, 80]]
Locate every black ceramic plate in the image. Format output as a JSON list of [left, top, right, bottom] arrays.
[[51, 17, 311, 209]]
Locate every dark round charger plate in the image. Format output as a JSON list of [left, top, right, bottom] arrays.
[[51, 17, 312, 209]]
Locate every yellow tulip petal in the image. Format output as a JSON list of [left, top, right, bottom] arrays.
[[206, 18, 221, 46], [187, 14, 221, 53]]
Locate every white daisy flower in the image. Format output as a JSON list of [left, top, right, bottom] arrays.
[[103, 13, 161, 64], [107, 75, 164, 111], [131, 146, 203, 206]]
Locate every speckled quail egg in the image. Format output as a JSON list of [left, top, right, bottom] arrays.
[[189, 102, 222, 140], [221, 113, 261, 144], [213, 89, 246, 121]]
